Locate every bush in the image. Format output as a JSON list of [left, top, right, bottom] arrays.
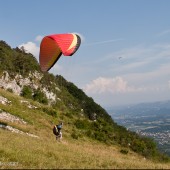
[[33, 88, 48, 104], [21, 85, 32, 99]]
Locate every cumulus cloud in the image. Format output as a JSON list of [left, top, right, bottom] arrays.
[[18, 42, 39, 59], [18, 35, 44, 59], [83, 77, 143, 94]]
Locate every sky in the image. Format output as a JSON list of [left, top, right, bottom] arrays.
[[1, 0, 170, 108]]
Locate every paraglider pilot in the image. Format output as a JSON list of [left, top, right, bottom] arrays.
[[53, 122, 63, 141]]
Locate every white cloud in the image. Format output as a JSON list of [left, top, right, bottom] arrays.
[[82, 42, 170, 106], [35, 35, 43, 42], [18, 42, 39, 59], [83, 76, 170, 107], [83, 77, 143, 94], [18, 35, 43, 59]]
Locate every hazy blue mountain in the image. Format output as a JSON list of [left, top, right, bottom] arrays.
[[107, 100, 170, 156]]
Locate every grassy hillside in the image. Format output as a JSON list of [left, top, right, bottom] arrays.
[[0, 88, 170, 169], [0, 40, 170, 168]]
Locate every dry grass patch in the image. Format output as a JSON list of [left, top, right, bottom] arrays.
[[1, 127, 170, 169]]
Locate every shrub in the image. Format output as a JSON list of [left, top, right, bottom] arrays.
[[33, 88, 48, 104], [21, 85, 32, 99]]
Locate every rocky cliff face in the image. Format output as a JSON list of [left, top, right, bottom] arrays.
[[0, 71, 60, 104]]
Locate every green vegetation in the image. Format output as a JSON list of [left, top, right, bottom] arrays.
[[21, 85, 33, 99], [0, 40, 170, 168], [33, 88, 48, 104], [21, 86, 48, 104], [55, 75, 169, 161], [0, 88, 170, 169], [0, 41, 40, 77]]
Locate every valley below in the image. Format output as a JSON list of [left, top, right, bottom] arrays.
[[109, 101, 170, 156]]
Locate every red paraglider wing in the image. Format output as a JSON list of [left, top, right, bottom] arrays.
[[39, 33, 81, 72]]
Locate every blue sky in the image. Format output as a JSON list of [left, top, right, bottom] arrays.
[[1, 0, 170, 108]]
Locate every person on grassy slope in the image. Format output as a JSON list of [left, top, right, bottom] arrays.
[[53, 122, 63, 141]]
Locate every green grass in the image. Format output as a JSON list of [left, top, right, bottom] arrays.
[[1, 130, 170, 169], [0, 88, 170, 169]]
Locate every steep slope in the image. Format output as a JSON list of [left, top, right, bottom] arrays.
[[0, 40, 170, 168], [0, 88, 170, 169]]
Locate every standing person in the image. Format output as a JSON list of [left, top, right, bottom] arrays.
[[53, 122, 63, 141]]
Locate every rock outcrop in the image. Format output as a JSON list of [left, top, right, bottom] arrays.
[[0, 71, 60, 104]]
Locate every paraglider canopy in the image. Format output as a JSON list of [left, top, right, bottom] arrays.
[[39, 33, 81, 72]]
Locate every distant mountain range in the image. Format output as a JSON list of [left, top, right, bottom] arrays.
[[107, 100, 170, 116], [107, 100, 170, 156]]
